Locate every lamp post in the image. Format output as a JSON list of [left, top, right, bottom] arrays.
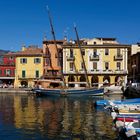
[[132, 64, 136, 83]]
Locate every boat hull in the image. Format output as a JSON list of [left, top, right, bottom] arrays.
[[95, 98, 140, 106], [33, 88, 104, 97]]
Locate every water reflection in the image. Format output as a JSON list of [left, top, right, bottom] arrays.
[[0, 94, 116, 140]]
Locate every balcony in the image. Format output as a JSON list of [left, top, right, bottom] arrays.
[[114, 55, 123, 61], [67, 56, 75, 61], [102, 69, 113, 74], [89, 55, 99, 61], [114, 69, 128, 74], [90, 69, 100, 73], [43, 74, 62, 79]]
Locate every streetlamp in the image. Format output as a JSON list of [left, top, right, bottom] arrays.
[[132, 64, 136, 83]]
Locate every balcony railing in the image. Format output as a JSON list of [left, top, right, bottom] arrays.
[[64, 69, 128, 74], [67, 56, 75, 61], [91, 69, 99, 72], [114, 55, 123, 60], [43, 74, 62, 79], [18, 76, 39, 79], [89, 55, 99, 61]]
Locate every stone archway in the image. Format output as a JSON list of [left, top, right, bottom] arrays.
[[115, 76, 123, 86], [68, 75, 75, 87], [20, 81, 28, 88], [103, 75, 110, 86], [91, 76, 98, 87], [79, 75, 86, 87]]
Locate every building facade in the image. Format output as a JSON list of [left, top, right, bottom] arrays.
[[40, 40, 64, 88], [63, 38, 130, 88], [127, 43, 140, 83], [14, 46, 43, 88], [0, 52, 15, 86]]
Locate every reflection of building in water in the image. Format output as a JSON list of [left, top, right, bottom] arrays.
[[14, 96, 63, 139], [61, 98, 70, 132], [81, 101, 95, 139], [60, 99, 95, 139], [72, 100, 81, 136], [0, 95, 14, 125], [14, 96, 44, 130], [94, 111, 116, 139]]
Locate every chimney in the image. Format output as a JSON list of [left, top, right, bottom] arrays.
[[21, 44, 26, 51]]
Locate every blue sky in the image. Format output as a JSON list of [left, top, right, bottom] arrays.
[[0, 0, 140, 51]]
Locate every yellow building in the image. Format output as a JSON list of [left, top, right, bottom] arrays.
[[63, 38, 130, 88], [14, 46, 43, 88]]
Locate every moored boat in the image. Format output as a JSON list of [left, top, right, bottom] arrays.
[[123, 83, 140, 99], [33, 87, 104, 97]]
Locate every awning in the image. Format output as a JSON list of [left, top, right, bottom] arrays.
[[0, 77, 15, 80]]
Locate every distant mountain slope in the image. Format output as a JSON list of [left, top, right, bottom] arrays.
[[0, 49, 10, 55], [0, 49, 10, 62]]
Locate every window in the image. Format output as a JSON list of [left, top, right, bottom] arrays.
[[93, 49, 97, 56], [34, 58, 41, 64], [105, 48, 109, 55], [20, 58, 27, 64], [22, 70, 26, 78], [117, 62, 121, 70], [70, 62, 74, 71], [105, 62, 109, 70], [117, 48, 121, 56], [6, 69, 11, 76], [93, 62, 97, 70], [93, 42, 96, 45], [35, 70, 39, 78], [81, 62, 84, 70], [70, 49, 74, 58], [81, 49, 85, 55], [9, 57, 14, 60], [46, 58, 50, 66]]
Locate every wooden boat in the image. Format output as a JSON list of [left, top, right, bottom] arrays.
[[95, 98, 140, 106], [116, 117, 140, 122], [115, 121, 140, 139], [123, 83, 140, 98], [33, 87, 104, 97], [118, 110, 140, 115], [117, 114, 140, 118], [33, 7, 104, 97], [104, 84, 123, 94]]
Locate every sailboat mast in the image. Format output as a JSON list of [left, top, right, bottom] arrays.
[[47, 6, 66, 87], [74, 26, 90, 88]]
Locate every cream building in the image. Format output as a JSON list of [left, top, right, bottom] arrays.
[[63, 38, 130, 88]]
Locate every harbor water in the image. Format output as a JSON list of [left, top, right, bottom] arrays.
[[0, 93, 120, 140]]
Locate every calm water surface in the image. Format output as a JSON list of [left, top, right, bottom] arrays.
[[0, 94, 118, 140]]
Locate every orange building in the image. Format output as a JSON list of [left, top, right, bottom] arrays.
[[40, 40, 65, 88]]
